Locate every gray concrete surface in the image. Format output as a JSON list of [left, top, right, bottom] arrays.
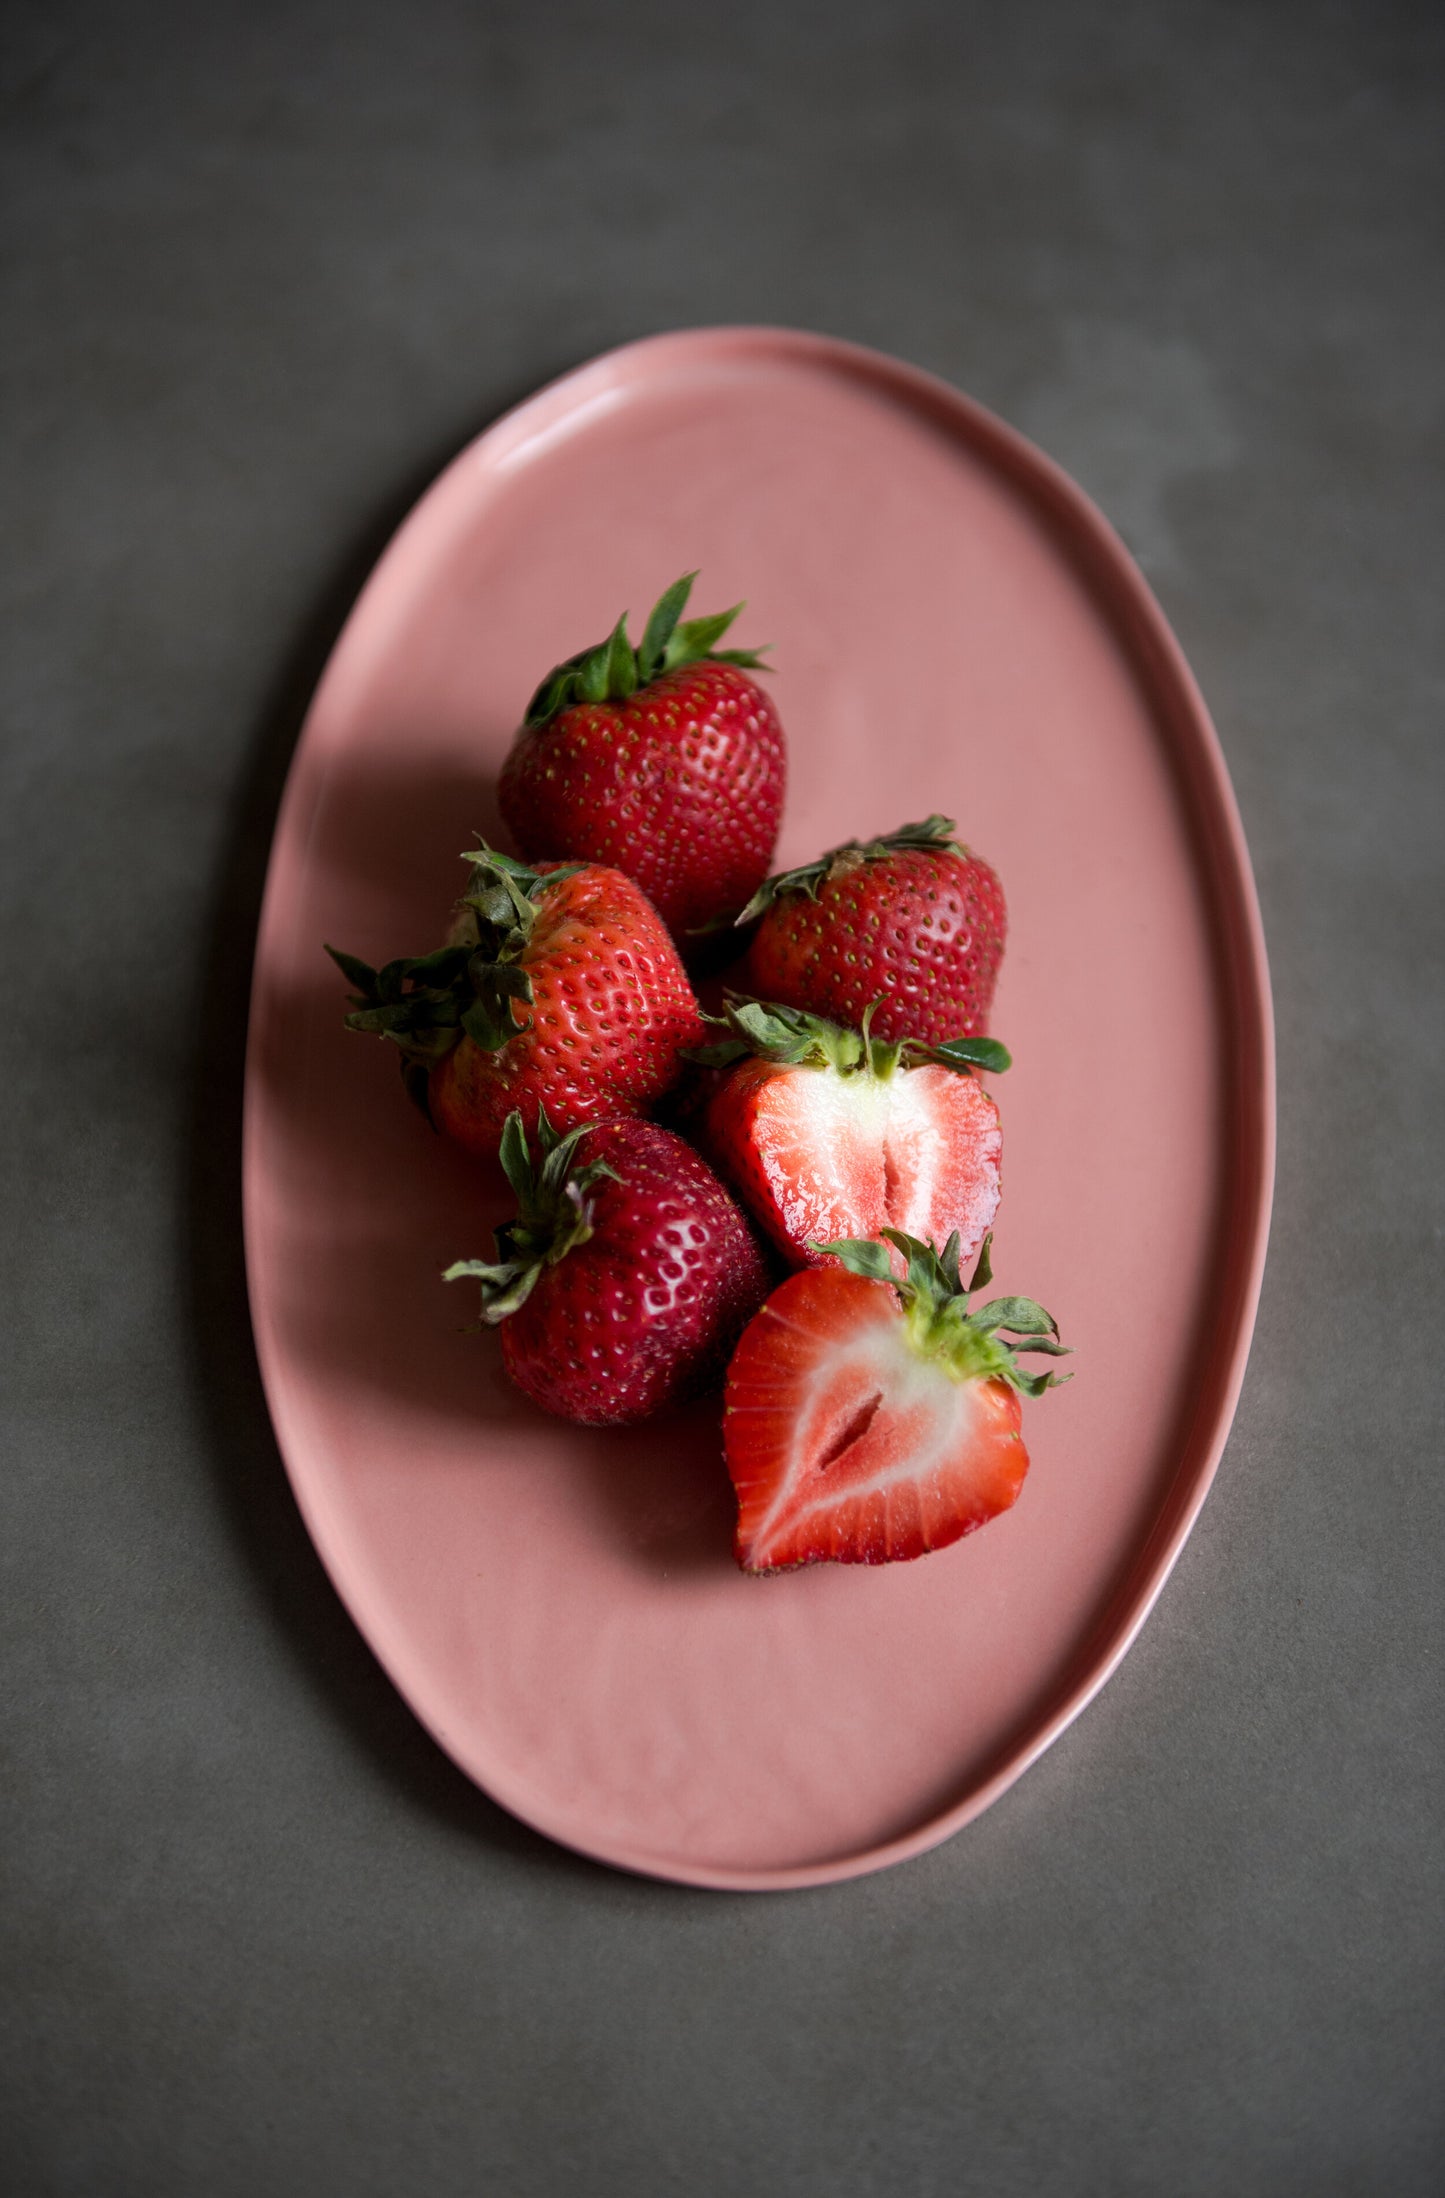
[[3, 1, 1442, 2191]]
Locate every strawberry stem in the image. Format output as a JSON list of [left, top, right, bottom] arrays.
[[808, 1227, 1070, 1398], [732, 815, 971, 927], [682, 995, 1011, 1078], [444, 1109, 619, 1323], [326, 846, 585, 1097], [523, 572, 770, 729]]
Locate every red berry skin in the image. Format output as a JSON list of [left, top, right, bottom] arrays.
[[742, 845, 1007, 1046], [724, 1268, 1028, 1571], [499, 663, 786, 937], [704, 1057, 1002, 1274], [428, 865, 705, 1157], [498, 1122, 773, 1426]]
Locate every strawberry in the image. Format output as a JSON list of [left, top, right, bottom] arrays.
[[326, 848, 704, 1159], [498, 572, 786, 938], [692, 1000, 1008, 1274], [725, 1230, 1070, 1572], [446, 1111, 772, 1426], [738, 815, 1007, 1046]]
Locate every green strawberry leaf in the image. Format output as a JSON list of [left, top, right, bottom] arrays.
[[811, 1224, 1071, 1399], [323, 944, 380, 996], [441, 1254, 542, 1325], [878, 1227, 946, 1304], [733, 815, 967, 927], [329, 846, 578, 1096], [667, 606, 744, 666], [496, 1110, 533, 1202], [1011, 1366, 1071, 1399], [684, 996, 1015, 1088], [808, 1236, 895, 1282], [681, 1038, 754, 1069], [447, 1111, 618, 1325], [637, 571, 697, 681], [461, 996, 517, 1050], [681, 998, 878, 1076], [968, 1233, 994, 1293], [970, 1296, 1060, 1339], [523, 573, 768, 727], [602, 614, 638, 700], [928, 1036, 1013, 1075]]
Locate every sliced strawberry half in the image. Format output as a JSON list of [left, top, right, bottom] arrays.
[[691, 999, 1008, 1274], [724, 1230, 1069, 1572]]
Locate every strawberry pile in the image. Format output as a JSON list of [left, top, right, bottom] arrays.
[[330, 573, 1069, 1571]]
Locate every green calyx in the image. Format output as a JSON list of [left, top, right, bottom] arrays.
[[522, 571, 770, 729], [733, 814, 967, 927], [443, 1109, 618, 1323], [682, 996, 1011, 1078], [807, 1229, 1071, 1398], [325, 844, 583, 1119]]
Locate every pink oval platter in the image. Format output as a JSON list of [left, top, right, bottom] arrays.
[[243, 328, 1274, 1889]]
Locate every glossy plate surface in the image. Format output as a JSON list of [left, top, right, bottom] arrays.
[[244, 329, 1274, 1888]]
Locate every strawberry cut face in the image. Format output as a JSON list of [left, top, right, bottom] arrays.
[[726, 1269, 1029, 1571], [707, 1054, 1001, 1274]]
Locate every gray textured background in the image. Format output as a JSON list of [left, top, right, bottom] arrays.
[[4, 2, 1443, 2191]]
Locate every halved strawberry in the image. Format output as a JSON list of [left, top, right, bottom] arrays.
[[692, 999, 1008, 1274], [446, 1111, 771, 1426], [326, 847, 704, 1158], [725, 1230, 1069, 1572]]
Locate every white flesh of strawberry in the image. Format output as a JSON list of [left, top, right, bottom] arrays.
[[745, 1296, 988, 1554], [761, 1063, 996, 1263]]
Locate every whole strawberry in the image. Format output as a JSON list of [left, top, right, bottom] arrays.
[[738, 815, 1007, 1046], [498, 572, 786, 938], [725, 1229, 1070, 1572], [326, 848, 704, 1159], [693, 999, 1008, 1274], [446, 1112, 773, 1426]]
